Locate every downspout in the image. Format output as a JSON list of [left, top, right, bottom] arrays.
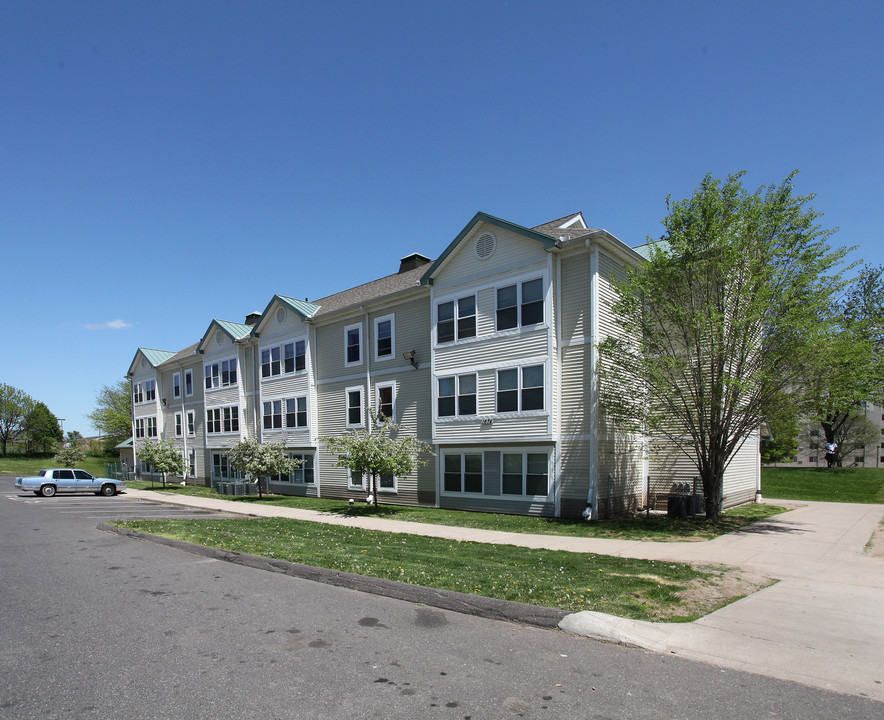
[[363, 307, 372, 433], [252, 341, 261, 444], [179, 366, 188, 483], [129, 377, 137, 480], [554, 250, 563, 518], [587, 243, 600, 519]]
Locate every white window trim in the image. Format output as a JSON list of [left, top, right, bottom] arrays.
[[435, 373, 478, 420], [206, 404, 241, 435], [495, 362, 547, 415], [133, 382, 144, 405], [344, 322, 363, 367], [348, 467, 365, 491], [172, 372, 181, 399], [345, 385, 365, 428], [500, 450, 552, 498], [434, 293, 477, 345], [440, 447, 552, 499], [375, 381, 396, 423], [441, 451, 484, 495], [204, 354, 238, 392], [494, 275, 547, 333], [260, 336, 308, 380], [184, 369, 194, 397], [186, 410, 196, 436], [174, 411, 183, 437], [374, 314, 395, 362]]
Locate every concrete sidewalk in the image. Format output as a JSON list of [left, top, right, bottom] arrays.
[[121, 488, 884, 701]]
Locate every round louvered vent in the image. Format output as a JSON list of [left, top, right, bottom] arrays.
[[276, 307, 286, 324], [215, 331, 223, 345], [475, 232, 496, 259]]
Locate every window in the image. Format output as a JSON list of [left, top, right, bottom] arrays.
[[346, 387, 364, 427], [263, 340, 306, 378], [497, 365, 544, 413], [437, 296, 476, 343], [502, 452, 549, 496], [174, 412, 183, 437], [184, 370, 194, 397], [437, 374, 477, 417], [145, 380, 156, 402], [188, 449, 196, 476], [212, 453, 242, 480], [497, 278, 544, 331], [277, 453, 315, 484], [206, 406, 239, 434], [376, 383, 395, 421], [286, 397, 308, 428], [173, 373, 181, 398], [186, 410, 195, 436], [146, 417, 157, 438], [349, 468, 364, 489], [133, 383, 143, 404], [809, 456, 817, 463], [263, 400, 283, 430], [205, 359, 237, 389], [345, 323, 362, 366], [134, 418, 145, 439], [443, 453, 483, 493], [375, 315, 394, 360]]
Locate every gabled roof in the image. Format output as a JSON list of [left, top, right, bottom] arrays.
[[197, 319, 253, 353], [127, 347, 176, 376], [155, 342, 200, 368], [310, 263, 430, 318], [250, 294, 320, 336], [420, 211, 560, 285]]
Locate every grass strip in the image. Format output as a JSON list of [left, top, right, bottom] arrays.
[[761, 467, 884, 503], [125, 480, 786, 541], [116, 516, 757, 621]]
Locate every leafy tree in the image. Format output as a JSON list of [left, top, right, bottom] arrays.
[[228, 438, 296, 498], [53, 442, 86, 468], [25, 401, 63, 454], [804, 265, 884, 456], [803, 407, 880, 467], [138, 439, 185, 488], [323, 415, 433, 510], [0, 384, 36, 457], [87, 380, 133, 450], [600, 172, 849, 520], [760, 402, 800, 465], [66, 430, 84, 447]]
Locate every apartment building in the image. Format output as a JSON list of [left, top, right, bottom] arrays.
[[127, 211, 760, 517]]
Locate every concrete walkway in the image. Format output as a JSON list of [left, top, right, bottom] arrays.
[[122, 488, 884, 701]]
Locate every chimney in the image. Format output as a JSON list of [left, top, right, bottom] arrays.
[[245, 312, 261, 326], [398, 253, 432, 273]]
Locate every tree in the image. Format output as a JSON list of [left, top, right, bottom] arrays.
[[803, 407, 880, 467], [87, 380, 133, 451], [0, 384, 36, 456], [804, 265, 884, 457], [760, 401, 800, 465], [323, 415, 433, 510], [227, 438, 296, 499], [600, 172, 849, 520], [53, 442, 86, 468], [138, 439, 185, 488], [67, 430, 84, 446], [25, 401, 63, 454]]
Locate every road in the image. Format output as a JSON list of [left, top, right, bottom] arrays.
[[1, 480, 880, 719]]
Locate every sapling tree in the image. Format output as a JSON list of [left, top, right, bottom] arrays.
[[53, 442, 86, 468], [323, 414, 433, 510], [138, 439, 185, 488], [228, 438, 296, 498]]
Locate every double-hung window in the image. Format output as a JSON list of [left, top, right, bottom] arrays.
[[375, 315, 394, 360], [206, 406, 239, 434], [436, 296, 476, 343], [205, 364, 219, 390], [501, 452, 549, 496], [133, 383, 143, 404], [277, 453, 315, 484], [134, 418, 145, 438], [173, 373, 181, 399], [175, 412, 183, 437], [261, 347, 281, 378], [497, 365, 544, 413], [376, 383, 395, 421], [263, 400, 283, 430], [443, 453, 483, 493], [285, 397, 307, 428], [146, 417, 157, 438], [345, 324, 362, 366], [186, 410, 195, 436], [283, 340, 306, 373], [496, 278, 544, 331], [221, 359, 237, 387], [437, 374, 477, 417], [145, 380, 156, 402], [346, 387, 364, 427], [184, 370, 193, 397]]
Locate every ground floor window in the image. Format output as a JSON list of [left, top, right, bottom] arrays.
[[502, 452, 549, 496], [444, 453, 483, 493], [276, 452, 315, 484], [211, 452, 243, 480]]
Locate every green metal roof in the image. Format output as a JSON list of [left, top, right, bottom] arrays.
[[250, 294, 320, 336], [197, 319, 253, 353], [420, 211, 558, 285], [139, 348, 176, 366]]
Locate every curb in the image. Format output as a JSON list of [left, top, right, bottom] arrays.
[[99, 522, 570, 630]]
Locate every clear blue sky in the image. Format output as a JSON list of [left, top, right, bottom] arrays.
[[3, 1, 882, 436]]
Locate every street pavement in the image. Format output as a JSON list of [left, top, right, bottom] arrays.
[[119, 487, 884, 702]]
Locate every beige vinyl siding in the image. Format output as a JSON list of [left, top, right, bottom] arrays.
[[558, 434, 591, 518], [434, 328, 548, 374], [559, 345, 590, 435], [723, 433, 760, 507], [559, 252, 591, 343], [432, 226, 549, 294], [597, 252, 626, 342], [434, 414, 550, 443], [596, 430, 644, 514]]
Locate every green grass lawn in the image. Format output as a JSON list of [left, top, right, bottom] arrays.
[[124, 479, 785, 541], [0, 455, 111, 477], [762, 467, 884, 503], [116, 516, 763, 621]]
